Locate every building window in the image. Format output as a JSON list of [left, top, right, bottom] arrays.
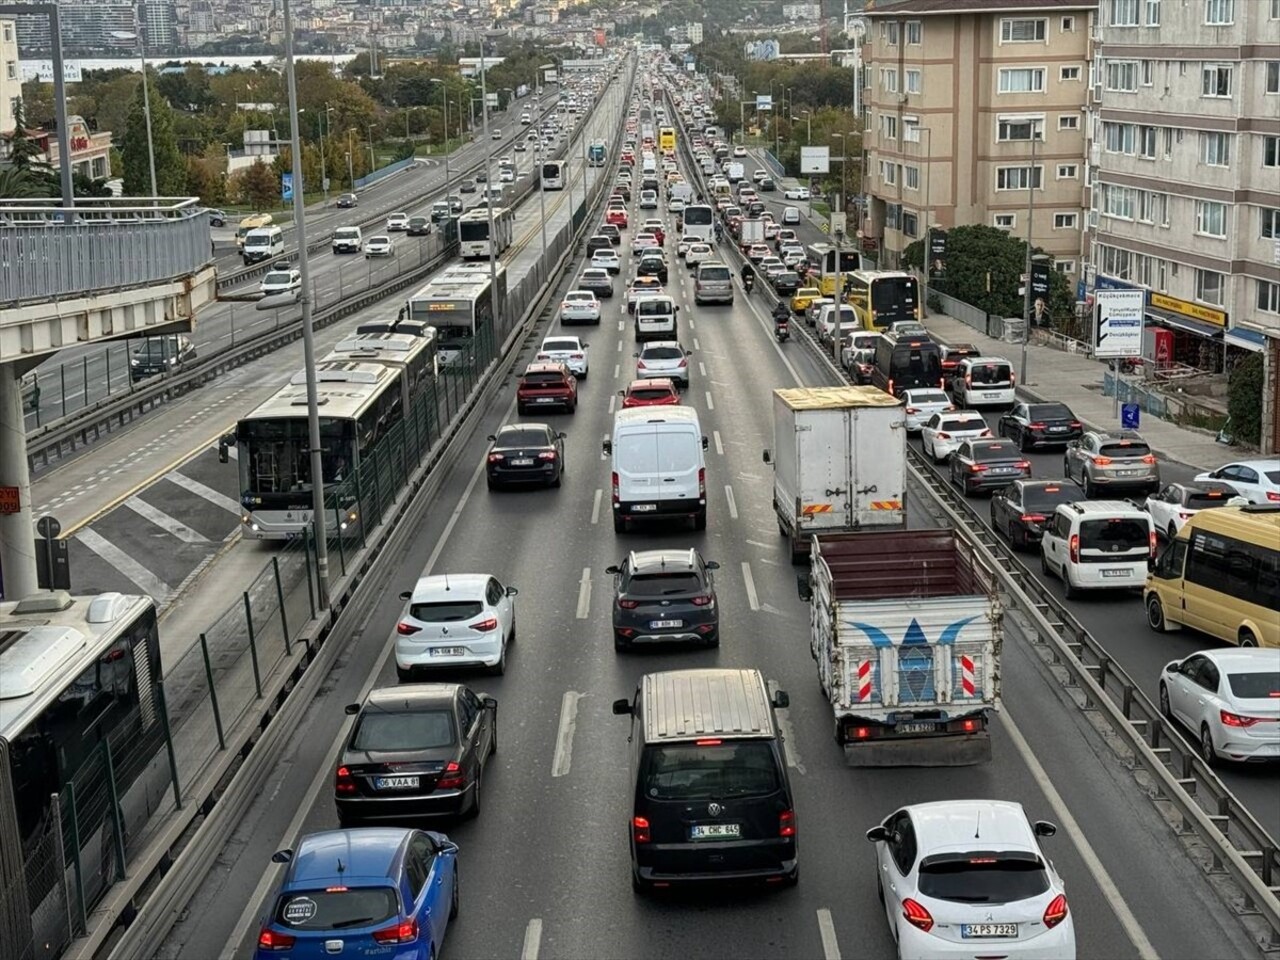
[[881, 161, 898, 186], [1141, 60, 1155, 86], [1104, 121, 1137, 154], [2, 25, 11, 42], [1102, 183, 1137, 219], [1195, 269, 1226, 305], [1272, 0, 1280, 18], [1204, 0, 1234, 24], [904, 166, 920, 190], [1259, 280, 1280, 314], [881, 68, 899, 93], [1201, 64, 1232, 97], [1057, 163, 1079, 179], [1055, 260, 1077, 274], [1267, 62, 1280, 95], [1059, 114, 1079, 131], [1200, 131, 1232, 166], [1099, 244, 1134, 279], [1054, 212, 1079, 229], [1145, 0, 1161, 24], [905, 69, 922, 94], [903, 119, 921, 143], [883, 115, 898, 139], [1135, 254, 1167, 289], [1195, 200, 1228, 237], [902, 211, 919, 238], [1110, 0, 1140, 25], [906, 20, 922, 44], [999, 67, 1046, 94], [997, 116, 1043, 141], [1001, 18, 1047, 42], [4, 62, 14, 81], [996, 166, 1043, 190], [1060, 66, 1081, 82], [1139, 125, 1158, 159], [884, 20, 900, 45], [1262, 208, 1280, 239], [886, 203, 901, 229], [1138, 190, 1171, 226], [1265, 136, 1280, 168], [994, 213, 1018, 230], [1104, 60, 1139, 92], [1164, 127, 1174, 160]]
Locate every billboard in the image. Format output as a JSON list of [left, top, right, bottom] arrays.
[[281, 173, 293, 202], [1093, 289, 1145, 358], [928, 230, 947, 280], [743, 39, 780, 61], [756, 94, 773, 111], [799, 145, 829, 173]]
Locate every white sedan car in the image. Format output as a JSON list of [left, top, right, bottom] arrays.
[[783, 186, 810, 200], [901, 388, 955, 432], [394, 573, 517, 679], [1193, 459, 1280, 504], [631, 233, 661, 256], [385, 212, 410, 231], [537, 334, 589, 379], [866, 800, 1075, 960], [364, 235, 394, 258], [684, 242, 713, 267], [921, 411, 993, 462], [1160, 648, 1280, 765], [591, 249, 622, 274], [559, 289, 601, 325], [259, 267, 302, 301]]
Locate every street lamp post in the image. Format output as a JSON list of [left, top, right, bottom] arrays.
[[832, 132, 849, 366], [477, 46, 501, 332], [367, 125, 376, 174], [1021, 130, 1042, 385], [345, 150, 353, 189], [919, 126, 932, 312], [429, 79, 451, 207], [321, 104, 334, 204], [110, 22, 156, 196]]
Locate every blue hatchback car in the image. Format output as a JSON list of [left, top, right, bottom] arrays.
[[255, 827, 458, 959]]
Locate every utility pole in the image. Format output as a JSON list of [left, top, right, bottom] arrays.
[[1021, 130, 1040, 385]]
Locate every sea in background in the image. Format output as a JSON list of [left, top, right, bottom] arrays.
[[21, 53, 357, 82]]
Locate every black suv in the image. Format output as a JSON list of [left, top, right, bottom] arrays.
[[635, 253, 669, 284], [607, 549, 720, 651], [612, 669, 796, 892]]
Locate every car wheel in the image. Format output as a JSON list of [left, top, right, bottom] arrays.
[[631, 870, 648, 895], [1200, 724, 1219, 766], [1061, 572, 1078, 600], [876, 873, 885, 905], [1239, 630, 1259, 648], [1083, 475, 1096, 498], [517, 404, 528, 415], [613, 514, 626, 534], [449, 868, 460, 919], [1019, 432, 1031, 454], [1040, 551, 1052, 577], [465, 765, 482, 820], [488, 643, 506, 677], [1063, 458, 1073, 480], [694, 510, 707, 531], [396, 666, 413, 683], [487, 478, 499, 492], [614, 636, 631, 652], [1146, 595, 1169, 632], [1158, 683, 1172, 720], [551, 469, 562, 488], [783, 864, 799, 887], [1007, 521, 1021, 551], [1168, 522, 1178, 542]]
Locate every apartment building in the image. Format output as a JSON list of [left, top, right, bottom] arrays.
[[1088, 0, 1280, 452], [1, 19, 17, 137], [860, 0, 1095, 279]]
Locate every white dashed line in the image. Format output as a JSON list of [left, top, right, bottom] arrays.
[[816, 909, 841, 960], [705, 391, 715, 410], [693, 337, 701, 350], [698, 361, 707, 377], [575, 567, 592, 619], [713, 430, 724, 455], [521, 918, 543, 960], [613, 363, 620, 378], [552, 692, 583, 777], [616, 340, 623, 351], [725, 485, 739, 519], [591, 488, 603, 524], [741, 561, 760, 611], [608, 393, 616, 414]]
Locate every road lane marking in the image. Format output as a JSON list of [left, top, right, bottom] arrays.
[[75, 528, 173, 603], [698, 361, 707, 377], [608, 393, 616, 414], [613, 362, 620, 378], [575, 567, 592, 619], [522, 919, 543, 960], [165, 470, 243, 515], [725, 484, 738, 519], [617, 319, 624, 331], [816, 909, 841, 960], [705, 390, 715, 410], [741, 561, 760, 611], [591, 488, 603, 524], [713, 430, 724, 455], [552, 691, 583, 777], [693, 336, 701, 350], [124, 496, 210, 543]]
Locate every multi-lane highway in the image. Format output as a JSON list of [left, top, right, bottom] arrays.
[[150, 75, 1260, 960]]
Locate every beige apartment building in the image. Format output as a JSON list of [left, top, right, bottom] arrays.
[[1089, 0, 1280, 452], [1, 19, 18, 138], [860, 0, 1095, 279]]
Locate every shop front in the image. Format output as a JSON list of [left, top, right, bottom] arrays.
[[1143, 291, 1227, 374]]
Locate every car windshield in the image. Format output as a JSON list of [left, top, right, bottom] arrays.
[[524, 371, 566, 385], [941, 419, 985, 433], [274, 887, 399, 931], [643, 740, 781, 801], [1267, 470, 1280, 483], [971, 442, 1018, 462], [1079, 518, 1149, 551], [626, 571, 701, 596], [969, 363, 1011, 384], [1099, 440, 1152, 459], [264, 271, 293, 285], [335, 229, 359, 240], [351, 709, 456, 751], [918, 856, 1050, 904], [566, 293, 593, 302], [1021, 484, 1076, 511], [637, 301, 672, 318], [133, 339, 181, 359], [497, 428, 551, 447], [1227, 671, 1280, 698], [1185, 488, 1234, 509], [407, 600, 483, 622], [543, 339, 579, 352], [1028, 403, 1073, 420], [700, 267, 730, 281]]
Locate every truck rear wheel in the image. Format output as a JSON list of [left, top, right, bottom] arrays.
[[833, 718, 846, 744], [789, 537, 806, 566]]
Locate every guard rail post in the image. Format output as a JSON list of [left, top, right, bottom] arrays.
[[199, 633, 226, 750], [156, 683, 182, 809], [100, 740, 127, 881], [273, 557, 290, 654], [243, 592, 263, 700], [65, 781, 87, 932], [303, 529, 317, 624]]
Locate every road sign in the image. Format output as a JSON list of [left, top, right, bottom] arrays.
[[0, 486, 18, 515], [37, 515, 61, 540], [1093, 289, 1145, 358], [281, 173, 293, 202], [756, 94, 773, 111], [800, 146, 829, 173], [1121, 403, 1141, 430]]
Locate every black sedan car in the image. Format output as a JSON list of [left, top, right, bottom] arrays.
[[459, 179, 477, 193], [486, 423, 565, 490], [130, 335, 197, 382], [772, 270, 801, 296], [997, 401, 1084, 451], [474, 170, 488, 182], [949, 438, 1031, 496], [990, 479, 1079, 550], [334, 683, 497, 825], [607, 548, 720, 652], [635, 253, 669, 284], [336, 193, 358, 208]]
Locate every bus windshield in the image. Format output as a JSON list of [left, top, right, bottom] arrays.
[[871, 275, 920, 321], [238, 418, 355, 495], [459, 219, 492, 242], [889, 342, 943, 390], [683, 205, 713, 226]]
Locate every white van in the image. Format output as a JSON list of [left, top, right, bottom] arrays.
[[950, 356, 1016, 408], [641, 154, 658, 176], [604, 406, 709, 533], [815, 302, 858, 345], [241, 225, 285, 265], [332, 226, 363, 254], [634, 295, 678, 341], [1040, 500, 1155, 598]]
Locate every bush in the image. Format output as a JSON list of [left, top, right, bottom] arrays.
[[1226, 352, 1264, 447]]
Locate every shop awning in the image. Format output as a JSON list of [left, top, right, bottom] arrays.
[[1224, 326, 1267, 352], [1145, 308, 1223, 339]]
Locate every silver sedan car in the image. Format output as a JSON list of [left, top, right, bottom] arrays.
[[634, 340, 692, 389]]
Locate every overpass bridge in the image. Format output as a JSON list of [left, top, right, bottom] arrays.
[[0, 197, 217, 598]]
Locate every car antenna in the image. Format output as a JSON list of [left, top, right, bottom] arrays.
[[444, 573, 450, 592], [974, 809, 982, 839], [336, 858, 346, 877]]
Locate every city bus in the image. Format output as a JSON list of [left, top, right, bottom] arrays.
[[587, 141, 607, 166], [407, 262, 509, 367], [846, 269, 922, 331], [1145, 504, 1280, 649], [327, 329, 440, 401], [457, 207, 515, 260], [681, 203, 715, 243], [0, 591, 168, 959], [659, 125, 677, 154], [806, 243, 862, 297], [541, 159, 567, 190]]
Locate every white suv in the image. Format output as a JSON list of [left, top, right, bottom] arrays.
[[949, 356, 1016, 408], [1040, 500, 1154, 599]]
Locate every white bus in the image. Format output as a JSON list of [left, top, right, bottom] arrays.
[[681, 203, 714, 243], [407, 263, 508, 367], [0, 591, 168, 959], [457, 206, 515, 260], [541, 160, 567, 190]]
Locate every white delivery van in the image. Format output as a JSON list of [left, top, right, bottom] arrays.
[[241, 225, 285, 265], [332, 226, 363, 254], [1041, 500, 1155, 598], [634, 295, 678, 341], [950, 356, 1017, 408], [604, 406, 709, 533]]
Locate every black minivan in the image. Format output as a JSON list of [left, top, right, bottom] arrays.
[[871, 332, 944, 398], [612, 668, 797, 892]]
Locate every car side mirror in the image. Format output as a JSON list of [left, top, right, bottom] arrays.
[[399, 590, 412, 601], [618, 390, 625, 397], [1164, 660, 1181, 674], [558, 432, 567, 440], [605, 565, 620, 575], [602, 439, 613, 455], [632, 352, 640, 358], [865, 826, 888, 843], [582, 342, 589, 348], [486, 434, 497, 442], [772, 690, 789, 709], [1033, 821, 1058, 838], [762, 449, 772, 464], [685, 349, 693, 356], [612, 698, 633, 716], [704, 561, 720, 571], [481, 694, 498, 709], [506, 586, 519, 597], [796, 574, 813, 602], [271, 848, 295, 863], [344, 702, 361, 715], [218, 434, 233, 464], [701, 436, 709, 450]]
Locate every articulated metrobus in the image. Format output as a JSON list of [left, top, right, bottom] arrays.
[[846, 269, 922, 331], [407, 263, 509, 367], [587, 141, 607, 166], [658, 125, 677, 154], [806, 243, 862, 297], [457, 207, 515, 260], [681, 203, 715, 243], [541, 160, 567, 190], [0, 591, 168, 960]]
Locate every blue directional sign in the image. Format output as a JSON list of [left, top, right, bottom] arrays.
[[281, 173, 293, 202], [1121, 403, 1141, 430]]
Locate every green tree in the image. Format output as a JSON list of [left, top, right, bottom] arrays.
[[0, 166, 51, 199], [121, 74, 187, 195], [232, 160, 278, 210], [185, 155, 226, 205], [5, 99, 45, 171], [1226, 352, 1264, 447]]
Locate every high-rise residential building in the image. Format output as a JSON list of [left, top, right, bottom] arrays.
[[1, 19, 18, 137], [140, 0, 178, 50], [1088, 0, 1280, 451], [860, 0, 1095, 280]]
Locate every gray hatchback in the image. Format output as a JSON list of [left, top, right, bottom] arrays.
[[607, 549, 720, 651]]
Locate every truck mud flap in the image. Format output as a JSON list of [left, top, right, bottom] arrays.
[[842, 732, 991, 767]]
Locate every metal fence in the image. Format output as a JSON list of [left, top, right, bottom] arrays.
[[355, 156, 417, 190], [931, 288, 996, 335]]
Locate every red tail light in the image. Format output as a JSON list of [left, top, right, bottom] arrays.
[[372, 918, 419, 945], [906, 407, 919, 414], [1149, 530, 1158, 557], [1069, 533, 1080, 563], [396, 622, 420, 635], [618, 599, 640, 609], [936, 431, 951, 440], [1069, 420, 1083, 428], [1020, 514, 1046, 523], [964, 374, 972, 387], [469, 617, 499, 632], [335, 765, 356, 795], [980, 428, 993, 437], [678, 357, 688, 367], [1028, 422, 1046, 430], [1268, 491, 1280, 502], [887, 379, 895, 394], [537, 352, 549, 360], [1010, 371, 1017, 386], [258, 929, 297, 951], [611, 471, 620, 505], [698, 467, 706, 498], [970, 463, 988, 473], [537, 451, 558, 460], [1141, 455, 1157, 464], [487, 453, 505, 463], [779, 809, 796, 838], [1043, 893, 1069, 929], [1093, 456, 1113, 466], [689, 595, 714, 606], [633, 816, 651, 844], [1220, 710, 1264, 728], [1015, 460, 1031, 470], [902, 898, 934, 932], [437, 760, 467, 790]]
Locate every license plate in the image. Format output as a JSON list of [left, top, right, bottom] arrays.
[[983, 392, 1002, 399], [535, 397, 556, 403], [374, 776, 420, 790], [962, 924, 1018, 939], [690, 823, 740, 840], [650, 619, 683, 629], [1049, 425, 1067, 432], [1101, 568, 1132, 578], [898, 722, 939, 734], [990, 467, 1017, 475], [1118, 469, 1142, 476], [512, 458, 534, 466], [631, 503, 657, 512], [430, 646, 467, 657]]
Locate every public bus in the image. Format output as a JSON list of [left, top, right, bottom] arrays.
[[407, 263, 509, 368], [681, 203, 715, 243], [659, 125, 677, 154], [327, 329, 440, 399], [587, 141, 607, 166], [1145, 505, 1280, 649], [805, 243, 862, 297], [0, 591, 168, 959], [457, 207, 515, 260], [541, 160, 567, 190], [846, 269, 922, 331]]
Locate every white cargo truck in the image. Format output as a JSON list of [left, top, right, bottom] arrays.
[[763, 386, 906, 564], [725, 161, 745, 183], [799, 529, 1002, 766]]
